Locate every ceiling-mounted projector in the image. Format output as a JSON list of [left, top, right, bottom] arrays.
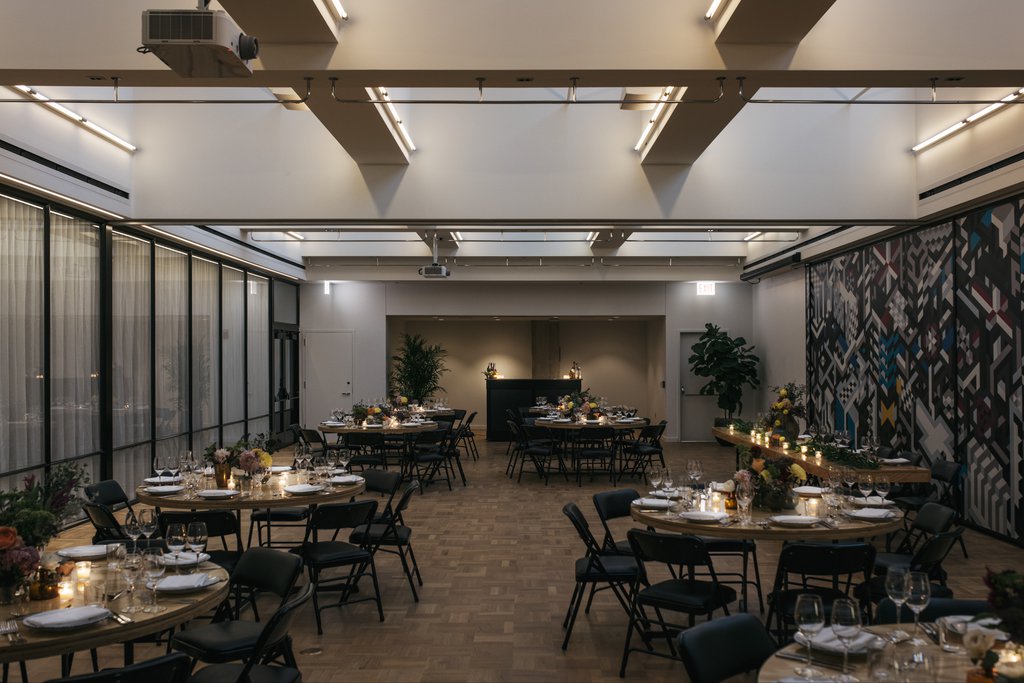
[[418, 264, 450, 278], [141, 9, 258, 78]]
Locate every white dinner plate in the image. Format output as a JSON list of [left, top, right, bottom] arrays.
[[155, 573, 222, 593], [329, 475, 364, 485], [854, 495, 895, 507], [145, 485, 184, 496], [585, 419, 602, 424], [648, 490, 681, 499], [768, 515, 821, 527], [792, 485, 823, 497], [879, 457, 911, 465], [144, 475, 182, 484], [161, 552, 211, 567], [631, 498, 674, 510], [24, 606, 112, 631], [196, 489, 240, 499], [551, 418, 571, 423], [938, 615, 1008, 640], [284, 484, 325, 495], [57, 545, 110, 561], [677, 511, 729, 523], [845, 508, 896, 522], [269, 466, 292, 473], [321, 421, 344, 427], [795, 630, 881, 656], [363, 424, 383, 429]]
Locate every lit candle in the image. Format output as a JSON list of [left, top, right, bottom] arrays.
[[999, 650, 1024, 679], [711, 492, 722, 513], [801, 452, 808, 461], [228, 477, 236, 490], [750, 430, 756, 439], [728, 424, 735, 433], [807, 498, 819, 517], [800, 445, 808, 454], [782, 441, 789, 452], [814, 450, 823, 462], [59, 581, 74, 602], [75, 561, 91, 580]]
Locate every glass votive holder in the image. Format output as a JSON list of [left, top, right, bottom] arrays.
[[58, 580, 75, 603], [800, 445, 808, 454], [75, 560, 92, 581]]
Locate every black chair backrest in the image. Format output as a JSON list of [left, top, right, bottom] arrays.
[[84, 480, 131, 509], [392, 480, 420, 520], [346, 431, 386, 449], [912, 502, 957, 534], [910, 527, 963, 574], [676, 613, 777, 683], [774, 542, 876, 593], [300, 428, 327, 447], [159, 510, 240, 550], [235, 583, 314, 682], [362, 468, 402, 496], [876, 597, 988, 625], [306, 500, 378, 543], [522, 423, 554, 448], [43, 652, 191, 683], [579, 426, 615, 445], [593, 489, 639, 552], [561, 501, 604, 558], [462, 411, 477, 429], [627, 529, 715, 573], [932, 459, 962, 484], [83, 503, 126, 542], [635, 424, 660, 441], [232, 546, 304, 599]]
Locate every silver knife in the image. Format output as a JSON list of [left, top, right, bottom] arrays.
[[774, 651, 847, 672]]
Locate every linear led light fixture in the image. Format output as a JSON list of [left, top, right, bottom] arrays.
[[286, 231, 304, 240], [744, 231, 762, 241], [587, 231, 599, 245], [634, 87, 678, 152], [912, 87, 1024, 153], [704, 0, 729, 21], [12, 85, 137, 152], [367, 87, 416, 153], [326, 0, 348, 20]]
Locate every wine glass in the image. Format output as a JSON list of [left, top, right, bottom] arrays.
[[337, 449, 353, 476], [885, 566, 910, 640], [186, 522, 208, 574], [831, 598, 862, 683], [874, 476, 891, 501], [793, 594, 825, 680], [857, 474, 874, 500], [152, 452, 167, 478], [662, 468, 674, 495], [648, 466, 663, 495], [141, 547, 166, 613], [165, 523, 186, 574], [120, 552, 143, 614], [687, 459, 703, 490], [906, 571, 931, 646], [137, 509, 157, 545], [735, 479, 754, 525], [843, 467, 858, 498], [124, 513, 142, 553]]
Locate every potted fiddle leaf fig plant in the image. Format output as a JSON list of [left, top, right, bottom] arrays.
[[390, 333, 449, 404], [688, 323, 760, 430]]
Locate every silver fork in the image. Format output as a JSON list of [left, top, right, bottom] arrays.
[[0, 619, 13, 642], [8, 619, 21, 643]]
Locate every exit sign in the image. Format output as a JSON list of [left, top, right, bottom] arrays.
[[696, 282, 716, 296]]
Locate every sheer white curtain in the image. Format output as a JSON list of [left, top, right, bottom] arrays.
[[155, 246, 188, 439], [192, 257, 220, 434], [222, 266, 245, 426], [0, 195, 44, 473], [111, 231, 151, 449], [247, 275, 270, 425], [50, 213, 101, 461]]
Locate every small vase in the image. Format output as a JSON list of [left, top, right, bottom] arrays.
[[214, 463, 232, 489], [30, 567, 59, 601]]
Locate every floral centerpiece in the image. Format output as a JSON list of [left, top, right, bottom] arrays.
[[203, 434, 274, 487], [351, 400, 392, 424], [966, 569, 1024, 682], [0, 462, 87, 602], [558, 389, 600, 419], [735, 444, 807, 511], [762, 382, 806, 443], [483, 362, 498, 379]]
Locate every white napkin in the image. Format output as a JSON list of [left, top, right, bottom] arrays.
[[939, 615, 1009, 640], [632, 498, 674, 509], [793, 485, 823, 496], [330, 475, 364, 484], [58, 545, 109, 560], [197, 489, 238, 498], [156, 573, 215, 591], [879, 457, 911, 465], [795, 629, 880, 654], [162, 552, 211, 566], [284, 484, 324, 495], [847, 507, 895, 520], [678, 511, 728, 522], [24, 605, 111, 629]]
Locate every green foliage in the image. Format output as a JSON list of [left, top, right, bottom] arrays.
[[0, 461, 88, 547], [806, 440, 881, 469], [390, 333, 449, 403], [688, 323, 760, 418]]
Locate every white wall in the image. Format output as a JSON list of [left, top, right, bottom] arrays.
[[752, 268, 807, 411]]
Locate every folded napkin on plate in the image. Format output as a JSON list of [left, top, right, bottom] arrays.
[[24, 605, 111, 629], [330, 475, 364, 483], [678, 511, 728, 522], [855, 496, 893, 506], [940, 615, 1009, 639], [163, 551, 210, 566], [848, 507, 895, 519], [792, 485, 823, 495], [879, 457, 911, 465], [156, 573, 215, 591], [58, 545, 108, 559], [795, 629, 879, 654], [632, 498, 673, 509]]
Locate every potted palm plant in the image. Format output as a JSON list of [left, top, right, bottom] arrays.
[[688, 323, 760, 431], [390, 333, 449, 404]]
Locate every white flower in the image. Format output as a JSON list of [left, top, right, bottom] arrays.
[[720, 480, 736, 493]]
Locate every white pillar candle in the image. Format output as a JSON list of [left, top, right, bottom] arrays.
[[75, 561, 91, 580]]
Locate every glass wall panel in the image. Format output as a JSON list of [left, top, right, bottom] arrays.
[[111, 232, 151, 448], [247, 275, 270, 422], [193, 427, 219, 455], [192, 257, 219, 431], [248, 417, 269, 442], [155, 247, 187, 438], [222, 266, 244, 423], [155, 436, 188, 475], [113, 444, 151, 494], [0, 195, 44, 473], [50, 214, 101, 460], [222, 421, 245, 446]]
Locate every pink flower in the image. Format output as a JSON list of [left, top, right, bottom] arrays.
[[213, 448, 231, 464], [238, 450, 258, 473]]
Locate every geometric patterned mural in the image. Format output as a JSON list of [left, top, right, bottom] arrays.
[[808, 197, 1024, 541]]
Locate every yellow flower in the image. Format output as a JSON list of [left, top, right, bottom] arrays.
[[773, 402, 782, 410], [759, 470, 772, 482], [399, 396, 409, 405], [566, 401, 574, 409], [783, 408, 790, 415], [779, 388, 788, 398], [588, 402, 598, 410], [257, 451, 273, 468], [790, 464, 807, 482], [774, 419, 782, 427]]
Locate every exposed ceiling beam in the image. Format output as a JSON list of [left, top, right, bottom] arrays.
[[217, 0, 341, 44], [714, 0, 838, 44], [302, 82, 409, 164]]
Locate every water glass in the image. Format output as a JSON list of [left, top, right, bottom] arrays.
[[165, 523, 187, 573], [906, 571, 931, 647], [141, 547, 166, 613], [794, 594, 825, 680], [831, 598, 862, 683]]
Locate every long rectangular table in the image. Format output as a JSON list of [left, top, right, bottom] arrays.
[[710, 427, 931, 483]]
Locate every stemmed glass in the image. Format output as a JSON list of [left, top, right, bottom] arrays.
[[736, 478, 755, 525], [166, 452, 181, 480], [874, 476, 891, 502], [141, 547, 166, 613], [120, 552, 143, 614], [648, 466, 663, 496], [793, 594, 825, 680], [906, 571, 932, 646], [687, 459, 703, 490], [124, 513, 142, 553], [337, 449, 353, 476], [885, 566, 910, 640], [137, 509, 157, 546], [186, 522, 208, 574], [843, 467, 858, 500], [857, 474, 874, 501], [165, 523, 186, 574], [831, 598, 862, 682], [662, 468, 674, 495], [152, 453, 167, 478]]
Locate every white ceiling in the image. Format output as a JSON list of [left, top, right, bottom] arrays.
[[2, 0, 1024, 280]]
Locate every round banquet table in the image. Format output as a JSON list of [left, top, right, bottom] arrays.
[[136, 477, 365, 511], [756, 623, 973, 681], [631, 505, 903, 541], [534, 418, 646, 432], [319, 421, 438, 436], [0, 561, 228, 668]]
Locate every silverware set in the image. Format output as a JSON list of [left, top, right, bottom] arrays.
[[0, 618, 22, 644]]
